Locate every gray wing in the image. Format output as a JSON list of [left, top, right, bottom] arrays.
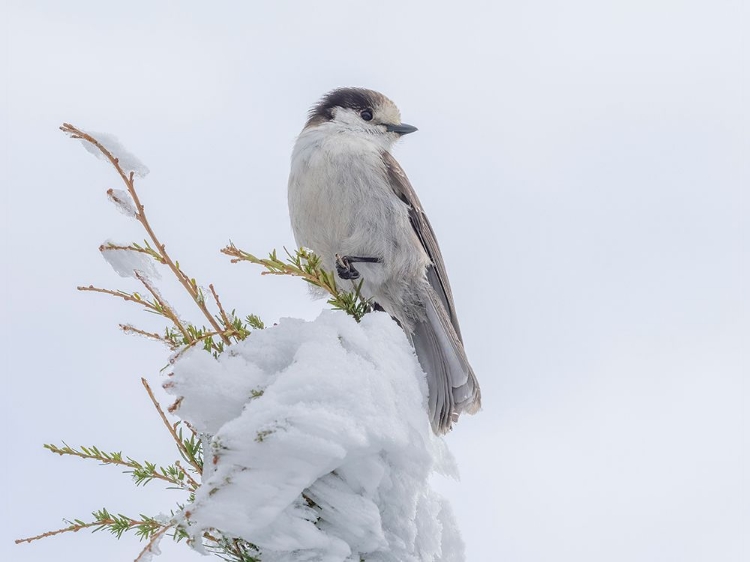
[[381, 151, 464, 342], [382, 151, 480, 433]]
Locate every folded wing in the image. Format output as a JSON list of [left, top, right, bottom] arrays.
[[381, 152, 482, 433]]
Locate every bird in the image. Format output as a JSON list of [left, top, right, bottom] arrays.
[[287, 87, 481, 433]]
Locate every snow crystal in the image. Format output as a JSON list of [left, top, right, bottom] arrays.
[[166, 310, 464, 562], [107, 188, 137, 217], [79, 129, 150, 177], [100, 239, 161, 280]]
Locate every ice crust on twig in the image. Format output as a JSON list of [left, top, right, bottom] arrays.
[[107, 188, 138, 217], [79, 129, 150, 177], [100, 238, 161, 280]]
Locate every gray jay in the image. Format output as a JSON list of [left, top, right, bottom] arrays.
[[288, 87, 481, 433]]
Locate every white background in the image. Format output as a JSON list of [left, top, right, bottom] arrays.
[[2, 1, 747, 561]]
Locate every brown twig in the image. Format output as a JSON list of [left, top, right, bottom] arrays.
[[100, 243, 143, 253], [100, 242, 165, 263], [174, 460, 199, 489], [209, 284, 231, 329], [141, 378, 202, 474], [119, 324, 177, 349], [15, 521, 103, 544], [183, 421, 199, 438], [135, 272, 190, 341], [167, 396, 183, 414], [78, 285, 159, 312], [134, 524, 169, 562]]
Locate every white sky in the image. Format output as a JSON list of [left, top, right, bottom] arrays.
[[2, 1, 747, 561]]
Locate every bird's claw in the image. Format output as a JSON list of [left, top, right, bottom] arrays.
[[335, 254, 360, 280], [335, 254, 383, 280]]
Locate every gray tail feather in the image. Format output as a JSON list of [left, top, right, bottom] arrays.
[[411, 289, 481, 434]]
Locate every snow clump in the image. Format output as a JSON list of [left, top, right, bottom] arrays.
[[166, 310, 466, 562]]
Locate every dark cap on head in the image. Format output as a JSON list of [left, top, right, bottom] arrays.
[[306, 87, 391, 128]]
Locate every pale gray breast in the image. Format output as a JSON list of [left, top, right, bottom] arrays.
[[289, 134, 419, 273]]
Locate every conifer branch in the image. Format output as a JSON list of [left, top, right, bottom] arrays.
[[44, 443, 194, 489], [29, 124, 273, 561], [221, 245, 372, 321], [16, 509, 168, 544], [61, 123, 230, 345], [65, 124, 264, 358]]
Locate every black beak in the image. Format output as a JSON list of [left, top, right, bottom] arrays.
[[385, 123, 418, 135]]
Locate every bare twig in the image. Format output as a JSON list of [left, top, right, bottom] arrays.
[[78, 285, 159, 312], [209, 284, 231, 329], [119, 324, 177, 349], [135, 272, 190, 341], [174, 460, 199, 489], [15, 521, 104, 544], [141, 378, 202, 474], [183, 421, 199, 438], [100, 242, 165, 264], [167, 396, 183, 414], [100, 243, 144, 253]]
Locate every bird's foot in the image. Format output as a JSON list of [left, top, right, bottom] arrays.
[[334, 254, 382, 280], [335, 254, 360, 280]]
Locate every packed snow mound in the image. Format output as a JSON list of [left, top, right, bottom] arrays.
[[166, 310, 465, 562]]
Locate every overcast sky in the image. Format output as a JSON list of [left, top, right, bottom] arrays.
[[2, 1, 747, 561]]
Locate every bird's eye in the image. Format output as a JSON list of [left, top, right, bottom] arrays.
[[360, 109, 373, 121]]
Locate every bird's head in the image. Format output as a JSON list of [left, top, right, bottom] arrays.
[[304, 87, 417, 148]]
